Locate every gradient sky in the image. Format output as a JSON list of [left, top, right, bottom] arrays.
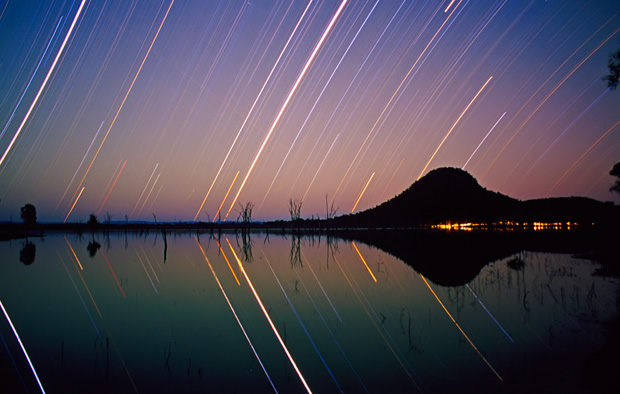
[[1, 0, 619, 222]]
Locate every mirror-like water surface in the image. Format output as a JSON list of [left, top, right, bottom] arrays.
[[1, 232, 617, 393]]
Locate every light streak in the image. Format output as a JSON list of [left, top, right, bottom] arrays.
[[0, 17, 63, 141], [301, 134, 339, 202], [286, 254, 368, 392], [0, 300, 46, 394], [65, 237, 103, 318], [547, 118, 620, 196], [101, 249, 126, 298], [0, 0, 86, 169], [136, 172, 161, 218], [97, 159, 127, 215], [462, 112, 506, 169], [130, 163, 159, 218], [262, 250, 343, 393], [213, 171, 240, 222], [300, 251, 342, 322], [351, 242, 377, 283], [420, 274, 503, 381], [332, 2, 462, 202], [351, 172, 374, 213], [63, 186, 84, 223], [465, 284, 514, 342], [192, 0, 315, 221], [70, 0, 174, 199], [225, 0, 349, 219], [215, 239, 241, 286], [194, 237, 277, 392], [226, 238, 313, 394], [482, 25, 620, 177], [56, 121, 104, 210], [260, 0, 380, 207], [136, 250, 158, 294], [64, 235, 83, 270], [58, 253, 100, 335], [332, 254, 421, 390], [522, 87, 609, 180], [445, 0, 457, 12], [418, 75, 493, 179]]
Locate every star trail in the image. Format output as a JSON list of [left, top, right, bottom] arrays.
[[1, 0, 619, 222]]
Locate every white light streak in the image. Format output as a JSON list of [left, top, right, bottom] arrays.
[[225, 0, 349, 218], [0, 0, 87, 169]]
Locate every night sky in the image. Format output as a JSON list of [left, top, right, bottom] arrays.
[[1, 0, 619, 223]]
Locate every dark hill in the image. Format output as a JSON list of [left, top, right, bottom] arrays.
[[331, 167, 616, 228]]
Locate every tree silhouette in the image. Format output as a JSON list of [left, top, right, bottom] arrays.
[[20, 203, 37, 226], [288, 198, 302, 221], [87, 213, 99, 227], [603, 47, 620, 90], [610, 162, 620, 195]]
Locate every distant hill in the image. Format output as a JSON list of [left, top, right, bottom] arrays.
[[331, 167, 616, 228]]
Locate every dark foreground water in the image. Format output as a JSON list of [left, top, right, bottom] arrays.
[[0, 231, 618, 393]]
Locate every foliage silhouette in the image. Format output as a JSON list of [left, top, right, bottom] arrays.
[[603, 47, 620, 90], [610, 162, 620, 195], [20, 203, 37, 226], [87, 214, 99, 227]]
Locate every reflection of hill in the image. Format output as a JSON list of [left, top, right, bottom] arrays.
[[331, 167, 617, 228], [336, 228, 615, 286]]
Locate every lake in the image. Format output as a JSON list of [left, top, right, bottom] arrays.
[[1, 230, 617, 393]]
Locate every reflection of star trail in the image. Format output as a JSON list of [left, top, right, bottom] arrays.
[[352, 242, 377, 283], [215, 238, 241, 286], [262, 249, 343, 393], [226, 238, 313, 394], [194, 237, 277, 393], [420, 274, 503, 381], [225, 0, 349, 219], [0, 300, 46, 394], [58, 253, 100, 335], [465, 284, 514, 343]]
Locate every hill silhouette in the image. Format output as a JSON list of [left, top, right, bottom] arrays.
[[331, 167, 616, 228]]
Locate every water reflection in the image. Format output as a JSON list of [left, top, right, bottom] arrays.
[[19, 241, 36, 265], [0, 232, 617, 393]]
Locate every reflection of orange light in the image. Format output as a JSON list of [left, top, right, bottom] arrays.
[[194, 237, 277, 391], [101, 249, 126, 298], [352, 242, 377, 283], [226, 238, 313, 393], [65, 237, 103, 318], [215, 239, 240, 286], [64, 236, 83, 270], [420, 274, 502, 381]]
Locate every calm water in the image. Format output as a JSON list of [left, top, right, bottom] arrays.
[[0, 231, 617, 393]]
